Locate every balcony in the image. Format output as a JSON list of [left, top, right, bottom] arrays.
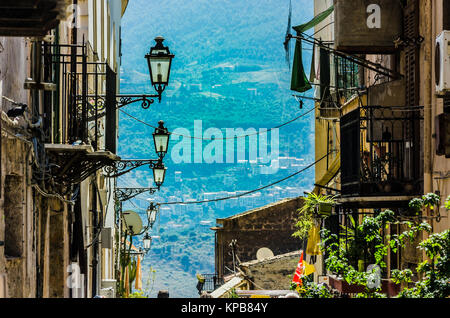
[[340, 105, 423, 203], [197, 274, 224, 294], [0, 0, 69, 36], [44, 144, 119, 187], [40, 41, 119, 187]]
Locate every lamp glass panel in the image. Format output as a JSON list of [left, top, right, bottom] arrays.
[[154, 133, 169, 154], [143, 237, 152, 250], [153, 167, 166, 185], [149, 210, 157, 224], [149, 57, 170, 84]]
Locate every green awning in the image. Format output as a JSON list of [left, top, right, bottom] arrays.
[[291, 5, 334, 93]]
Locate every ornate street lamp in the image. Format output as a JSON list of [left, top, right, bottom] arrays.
[[105, 119, 169, 181], [146, 201, 158, 228], [143, 233, 152, 252], [145, 36, 175, 97], [90, 36, 175, 113], [153, 120, 170, 158], [153, 159, 167, 188]]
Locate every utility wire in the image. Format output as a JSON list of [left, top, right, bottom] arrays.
[[157, 150, 335, 206], [119, 105, 317, 141], [31, 184, 75, 205]]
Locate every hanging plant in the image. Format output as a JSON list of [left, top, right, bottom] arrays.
[[293, 192, 336, 240], [317, 202, 333, 217]]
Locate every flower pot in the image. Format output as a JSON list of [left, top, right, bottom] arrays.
[[317, 202, 333, 217], [328, 275, 365, 294]]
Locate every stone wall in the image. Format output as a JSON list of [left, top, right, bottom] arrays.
[[214, 197, 304, 278], [239, 251, 301, 290], [0, 133, 35, 298]]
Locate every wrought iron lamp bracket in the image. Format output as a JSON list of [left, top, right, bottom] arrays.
[[105, 159, 160, 178], [117, 93, 161, 110], [115, 187, 158, 202]]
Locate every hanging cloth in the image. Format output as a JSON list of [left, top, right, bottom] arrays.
[[291, 37, 312, 93], [309, 42, 316, 83], [290, 5, 334, 93], [135, 255, 142, 290], [306, 221, 322, 256]]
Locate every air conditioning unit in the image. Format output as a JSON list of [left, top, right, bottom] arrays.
[[101, 227, 113, 249], [436, 113, 450, 158], [435, 31, 450, 95]]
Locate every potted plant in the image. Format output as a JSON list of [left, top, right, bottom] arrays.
[[317, 201, 333, 217], [293, 193, 336, 240]]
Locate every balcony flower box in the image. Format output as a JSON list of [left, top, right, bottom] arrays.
[[328, 275, 401, 297]]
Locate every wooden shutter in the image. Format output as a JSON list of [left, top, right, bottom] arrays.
[[444, 0, 450, 30], [404, 0, 420, 107], [340, 109, 361, 196], [105, 66, 117, 154], [403, 0, 422, 179], [319, 47, 331, 106]]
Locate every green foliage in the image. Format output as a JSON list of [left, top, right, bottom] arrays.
[[408, 198, 424, 213], [445, 196, 450, 210], [127, 291, 148, 298], [408, 193, 441, 214], [318, 205, 435, 298], [422, 193, 441, 210], [229, 288, 239, 299], [297, 282, 333, 298], [391, 269, 413, 284], [397, 230, 450, 298], [295, 192, 449, 299], [293, 193, 336, 240]]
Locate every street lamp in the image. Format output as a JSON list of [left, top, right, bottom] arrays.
[[153, 160, 167, 188], [105, 119, 170, 180], [143, 233, 152, 252], [146, 202, 158, 228], [93, 36, 175, 113], [153, 120, 170, 158], [145, 36, 175, 97]]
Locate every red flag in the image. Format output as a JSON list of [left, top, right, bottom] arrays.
[[292, 251, 304, 286]]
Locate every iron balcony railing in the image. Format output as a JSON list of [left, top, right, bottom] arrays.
[[340, 105, 423, 197], [43, 41, 117, 153], [197, 274, 224, 294]]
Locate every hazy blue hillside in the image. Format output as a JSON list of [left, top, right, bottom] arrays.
[[119, 0, 315, 298]]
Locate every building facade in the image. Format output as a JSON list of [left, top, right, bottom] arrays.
[[0, 0, 129, 298], [309, 0, 449, 293], [210, 197, 304, 285]]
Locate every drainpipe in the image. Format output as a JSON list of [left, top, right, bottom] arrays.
[[421, 0, 434, 253], [92, 180, 99, 297], [422, 0, 433, 196]]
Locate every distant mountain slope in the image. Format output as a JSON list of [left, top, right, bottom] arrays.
[[120, 0, 314, 298]]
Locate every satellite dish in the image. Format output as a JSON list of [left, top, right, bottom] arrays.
[[122, 210, 143, 235], [256, 247, 274, 261]]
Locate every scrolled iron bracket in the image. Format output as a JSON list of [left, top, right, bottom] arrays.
[[117, 94, 160, 110], [104, 159, 161, 178], [115, 187, 158, 202]]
